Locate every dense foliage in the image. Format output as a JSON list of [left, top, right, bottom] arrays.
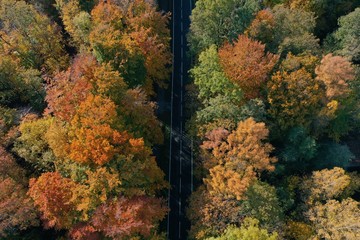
[[187, 0, 360, 239], [0, 0, 170, 239]]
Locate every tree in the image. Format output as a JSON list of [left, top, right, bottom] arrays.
[[267, 68, 324, 132], [45, 54, 126, 122], [0, 178, 39, 237], [187, 186, 244, 239], [308, 198, 360, 240], [190, 45, 242, 102], [0, 0, 69, 73], [188, 0, 260, 54], [90, 196, 167, 239], [196, 96, 242, 126], [13, 117, 56, 172], [301, 167, 351, 206], [28, 172, 79, 230], [313, 142, 354, 169], [89, 0, 171, 93], [70, 167, 122, 220], [273, 5, 319, 54], [124, 0, 171, 92], [219, 35, 278, 99], [206, 218, 278, 240], [205, 118, 277, 200], [68, 95, 128, 166], [286, 0, 360, 40], [119, 88, 164, 145], [55, 0, 91, 49], [279, 127, 317, 174], [0, 147, 39, 236], [334, 8, 360, 62], [89, 1, 146, 87], [316, 54, 355, 99], [279, 52, 319, 74], [240, 181, 283, 230], [245, 9, 276, 47], [0, 56, 45, 110]]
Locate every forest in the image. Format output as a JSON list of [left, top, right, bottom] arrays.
[[1, 0, 360, 239], [0, 0, 171, 239], [186, 0, 360, 239]]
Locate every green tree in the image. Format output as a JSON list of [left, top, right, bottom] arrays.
[[334, 7, 360, 62], [0, 56, 45, 111], [13, 116, 56, 173], [273, 5, 319, 55], [206, 218, 278, 240], [190, 45, 242, 102], [188, 0, 260, 55], [279, 127, 317, 174], [240, 181, 284, 230]]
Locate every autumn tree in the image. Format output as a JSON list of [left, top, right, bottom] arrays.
[[89, 196, 167, 239], [68, 95, 128, 166], [124, 0, 171, 92], [187, 186, 244, 239], [279, 52, 319, 74], [89, 0, 171, 93], [45, 54, 126, 122], [316, 54, 355, 99], [308, 198, 360, 239], [28, 172, 79, 230], [301, 167, 352, 206], [267, 68, 324, 132], [205, 118, 277, 200], [219, 35, 279, 99], [0, 0, 68, 73], [188, 0, 260, 54], [0, 147, 39, 236], [245, 9, 276, 47], [55, 0, 91, 50]]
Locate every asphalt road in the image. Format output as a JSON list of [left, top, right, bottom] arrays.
[[167, 0, 193, 239]]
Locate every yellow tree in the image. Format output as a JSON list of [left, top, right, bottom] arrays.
[[0, 0, 68, 73], [267, 68, 324, 132], [308, 198, 360, 239], [205, 118, 277, 200]]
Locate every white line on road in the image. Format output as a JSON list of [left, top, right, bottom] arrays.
[[180, 177, 182, 194], [167, 0, 175, 237], [191, 138, 194, 192], [179, 222, 181, 239]]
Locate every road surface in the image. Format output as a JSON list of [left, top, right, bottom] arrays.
[[167, 0, 193, 239]]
